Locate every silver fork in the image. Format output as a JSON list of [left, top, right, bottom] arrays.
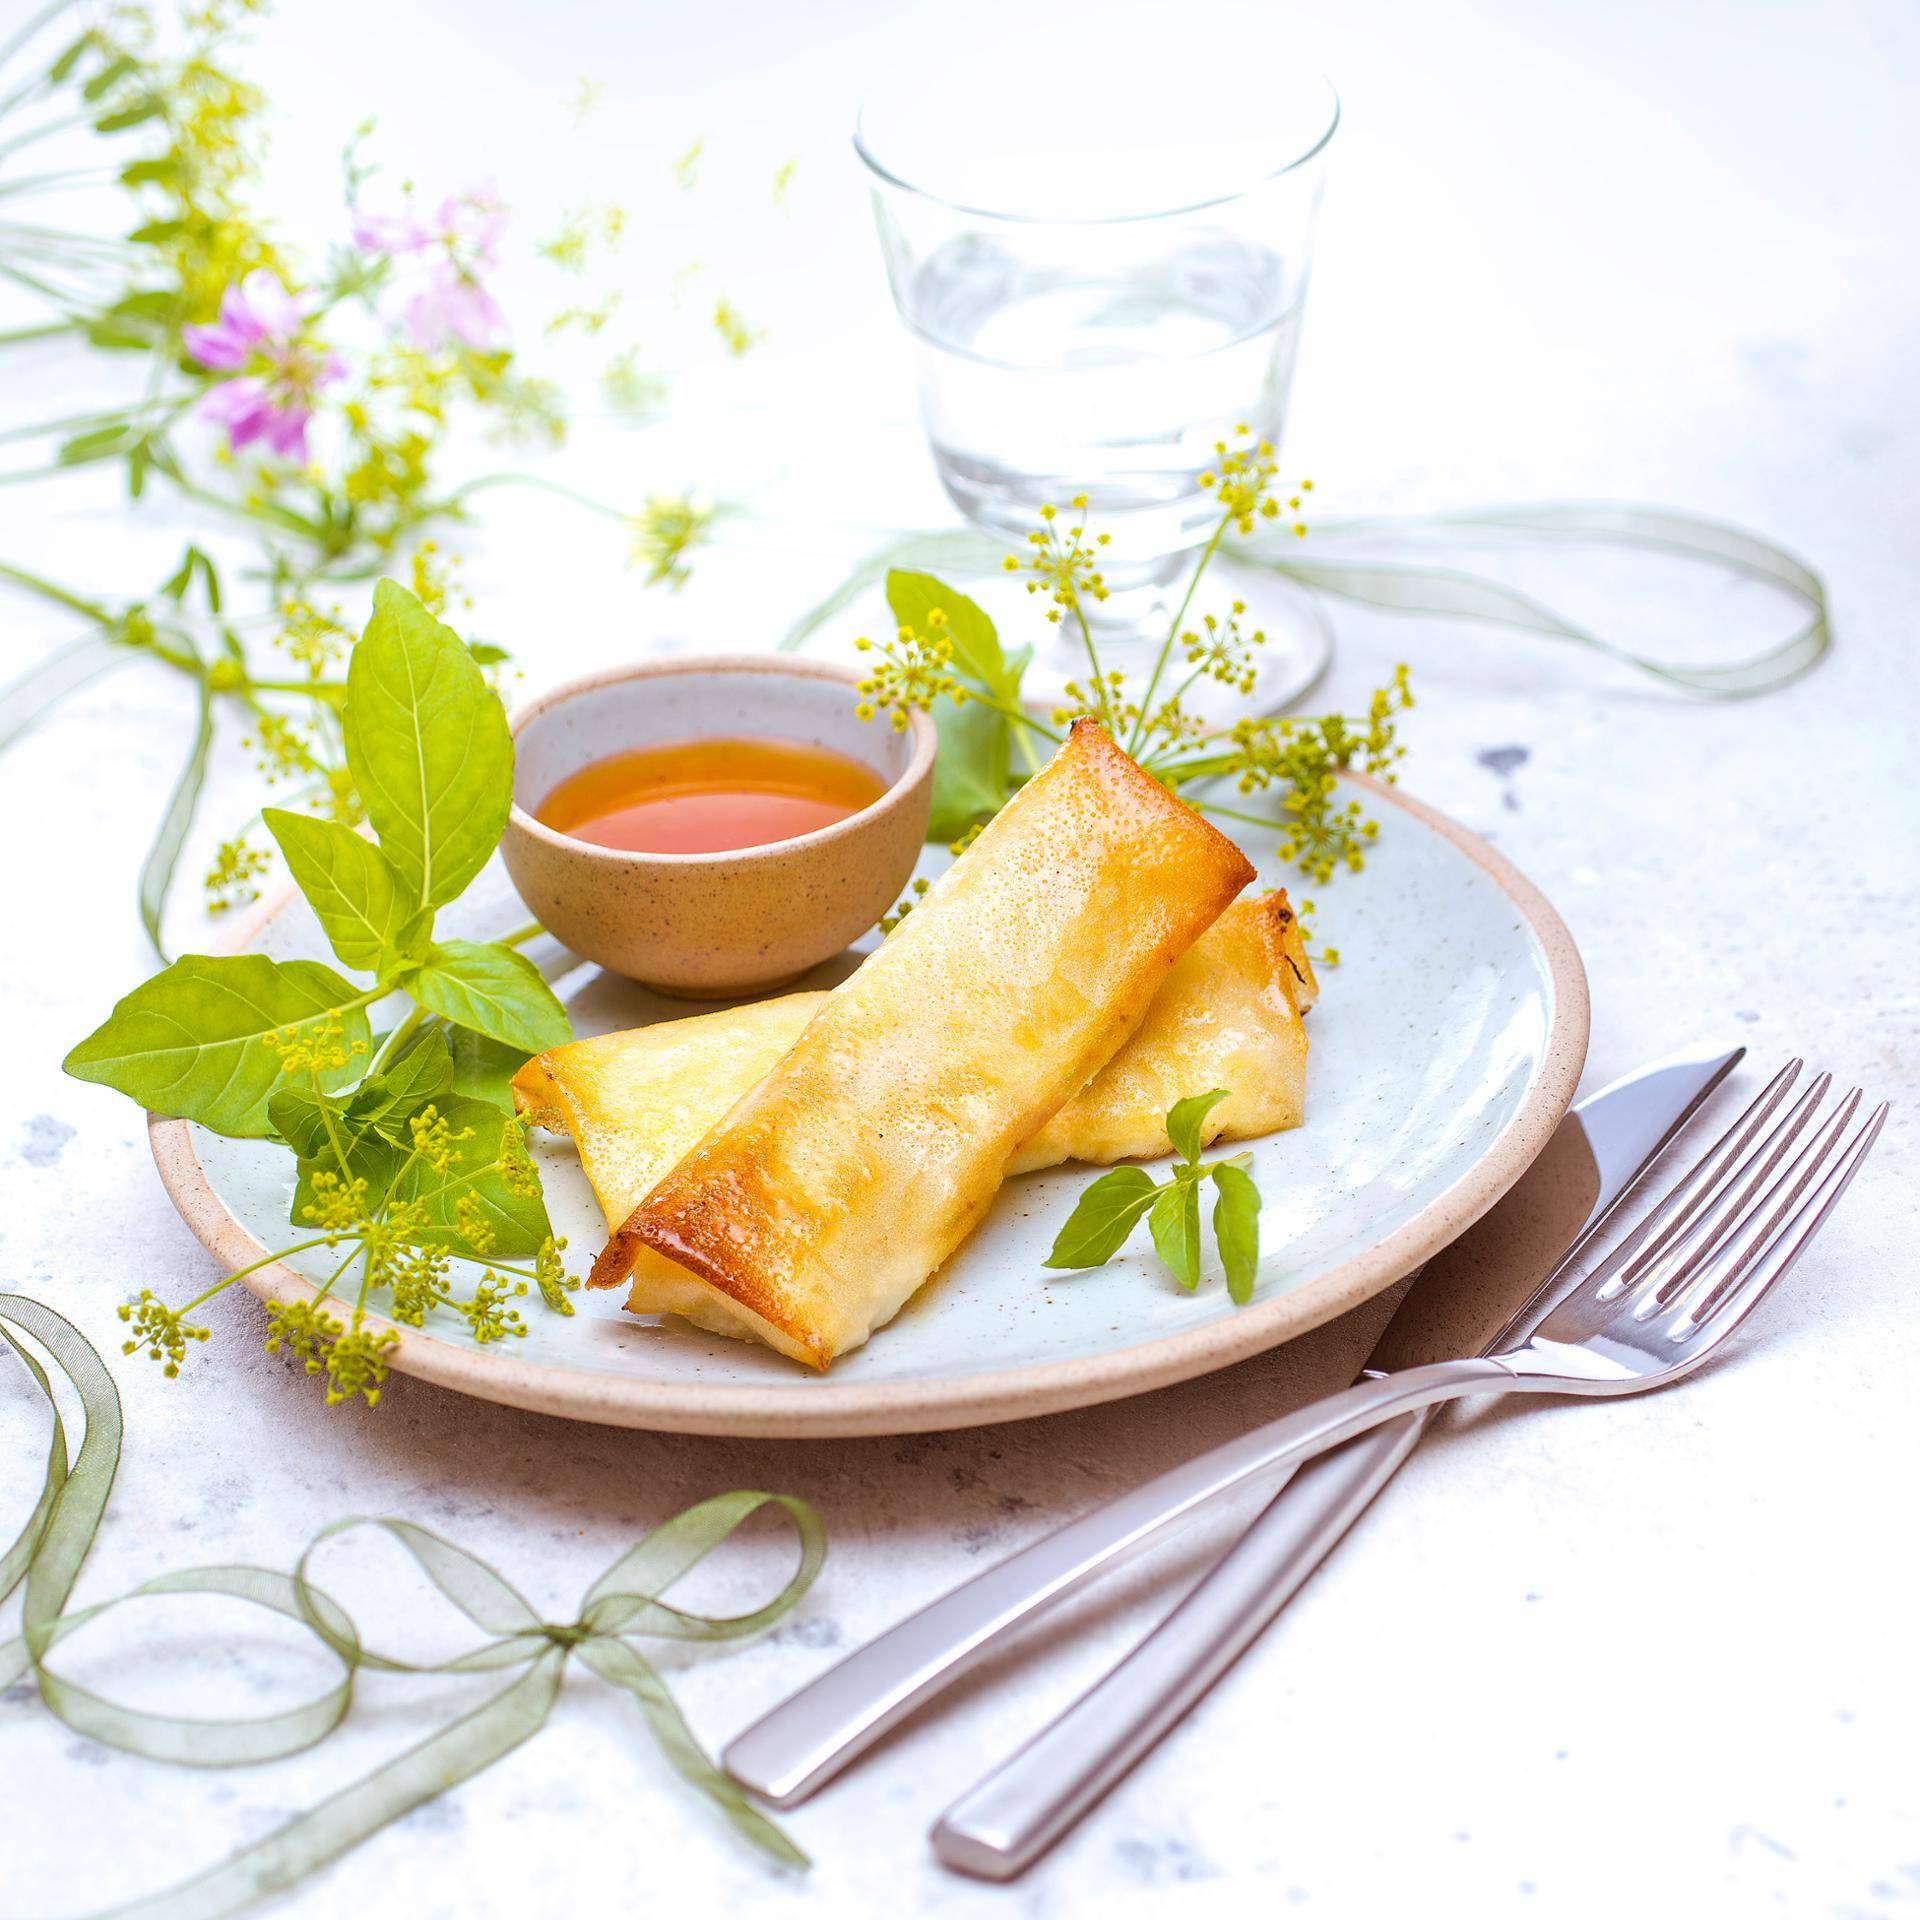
[[726, 1068, 1887, 1823]]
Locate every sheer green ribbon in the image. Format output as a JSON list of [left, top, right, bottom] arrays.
[[0, 1293, 827, 1919], [777, 504, 1828, 699]]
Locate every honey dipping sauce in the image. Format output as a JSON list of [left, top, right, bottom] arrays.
[[537, 736, 886, 855]]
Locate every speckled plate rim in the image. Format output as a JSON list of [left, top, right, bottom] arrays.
[[148, 772, 1589, 1438]]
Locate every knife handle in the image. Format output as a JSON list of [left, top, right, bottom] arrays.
[[931, 1414, 1427, 1880], [724, 1356, 1506, 1808]]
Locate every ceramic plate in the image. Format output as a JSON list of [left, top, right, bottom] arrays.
[[151, 773, 1587, 1436]]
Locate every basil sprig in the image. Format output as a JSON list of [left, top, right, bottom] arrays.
[[1045, 1088, 1263, 1304], [63, 580, 569, 1140]]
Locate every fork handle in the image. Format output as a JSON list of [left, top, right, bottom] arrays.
[[723, 1356, 1515, 1808], [933, 1413, 1429, 1879]]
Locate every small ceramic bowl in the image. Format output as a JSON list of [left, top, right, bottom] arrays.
[[502, 655, 936, 998]]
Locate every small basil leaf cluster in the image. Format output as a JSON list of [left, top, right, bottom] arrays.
[[1044, 1089, 1262, 1304], [65, 579, 570, 1141], [65, 581, 579, 1400]]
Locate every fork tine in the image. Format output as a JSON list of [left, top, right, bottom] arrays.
[[1617, 1068, 1832, 1307], [1649, 1087, 1862, 1327], [1669, 1100, 1888, 1345], [1590, 1060, 1803, 1302]]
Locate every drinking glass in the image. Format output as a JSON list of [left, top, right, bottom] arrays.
[[857, 68, 1338, 706]]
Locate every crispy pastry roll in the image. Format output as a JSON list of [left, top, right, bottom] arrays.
[[575, 721, 1254, 1368], [514, 891, 1314, 1248]]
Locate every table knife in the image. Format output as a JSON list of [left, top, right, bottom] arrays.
[[930, 1041, 1745, 1876], [724, 1043, 1742, 1823]]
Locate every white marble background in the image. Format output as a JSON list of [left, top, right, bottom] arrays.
[[1, 1, 1916, 1916]]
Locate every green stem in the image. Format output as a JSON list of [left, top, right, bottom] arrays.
[[974, 690, 1063, 747], [0, 0, 79, 75], [0, 392, 191, 448], [494, 919, 545, 949], [1190, 798, 1286, 833], [0, 164, 109, 198], [0, 104, 102, 163], [312, 1069, 357, 1188], [0, 555, 111, 621], [309, 1240, 363, 1311], [1065, 596, 1115, 734], [1128, 513, 1228, 756], [246, 675, 347, 697], [366, 1004, 429, 1078], [444, 471, 627, 522], [162, 1234, 338, 1329], [0, 316, 76, 344]]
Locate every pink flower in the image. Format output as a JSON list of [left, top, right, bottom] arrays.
[[350, 207, 429, 254], [181, 269, 311, 370], [353, 186, 509, 352], [406, 267, 508, 353], [182, 270, 344, 463]]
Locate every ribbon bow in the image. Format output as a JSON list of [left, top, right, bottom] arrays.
[[0, 1293, 827, 1919]]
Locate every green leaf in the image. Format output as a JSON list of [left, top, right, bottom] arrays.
[[264, 808, 421, 976], [80, 53, 135, 99], [1043, 1165, 1159, 1269], [1149, 1181, 1202, 1291], [342, 579, 512, 914], [65, 955, 370, 1137], [925, 692, 1011, 843], [879, 574, 1031, 843], [48, 32, 95, 83], [137, 673, 214, 962], [56, 423, 132, 465], [409, 941, 571, 1055], [1209, 1162, 1262, 1306], [118, 156, 179, 186], [349, 1030, 457, 1145], [369, 1029, 456, 1116], [1166, 1088, 1231, 1164], [885, 571, 1013, 695], [390, 1095, 551, 1258], [272, 1085, 405, 1228], [449, 1025, 536, 1109], [94, 97, 163, 132], [271, 1034, 460, 1226]]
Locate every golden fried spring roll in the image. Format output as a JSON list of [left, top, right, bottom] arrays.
[[515, 893, 1314, 1351], [1009, 889, 1314, 1171], [582, 721, 1254, 1368]]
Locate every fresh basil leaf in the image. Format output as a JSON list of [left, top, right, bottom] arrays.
[[926, 691, 1012, 843], [450, 1025, 537, 1109], [1149, 1180, 1202, 1291], [389, 1095, 551, 1258], [342, 580, 512, 914], [271, 1030, 455, 1159], [357, 1030, 457, 1141], [281, 1095, 406, 1231], [264, 807, 421, 975], [64, 954, 370, 1137], [1166, 1088, 1231, 1164], [884, 570, 1014, 696], [1043, 1165, 1159, 1269], [1209, 1161, 1262, 1306], [409, 940, 572, 1054], [266, 1083, 333, 1160]]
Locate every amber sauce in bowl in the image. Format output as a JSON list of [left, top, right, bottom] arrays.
[[502, 655, 937, 995], [537, 737, 887, 855]]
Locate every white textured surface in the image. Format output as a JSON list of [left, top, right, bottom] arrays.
[[2, 2, 1916, 1918]]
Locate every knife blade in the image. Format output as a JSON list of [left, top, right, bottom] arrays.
[[929, 1042, 1745, 1878]]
